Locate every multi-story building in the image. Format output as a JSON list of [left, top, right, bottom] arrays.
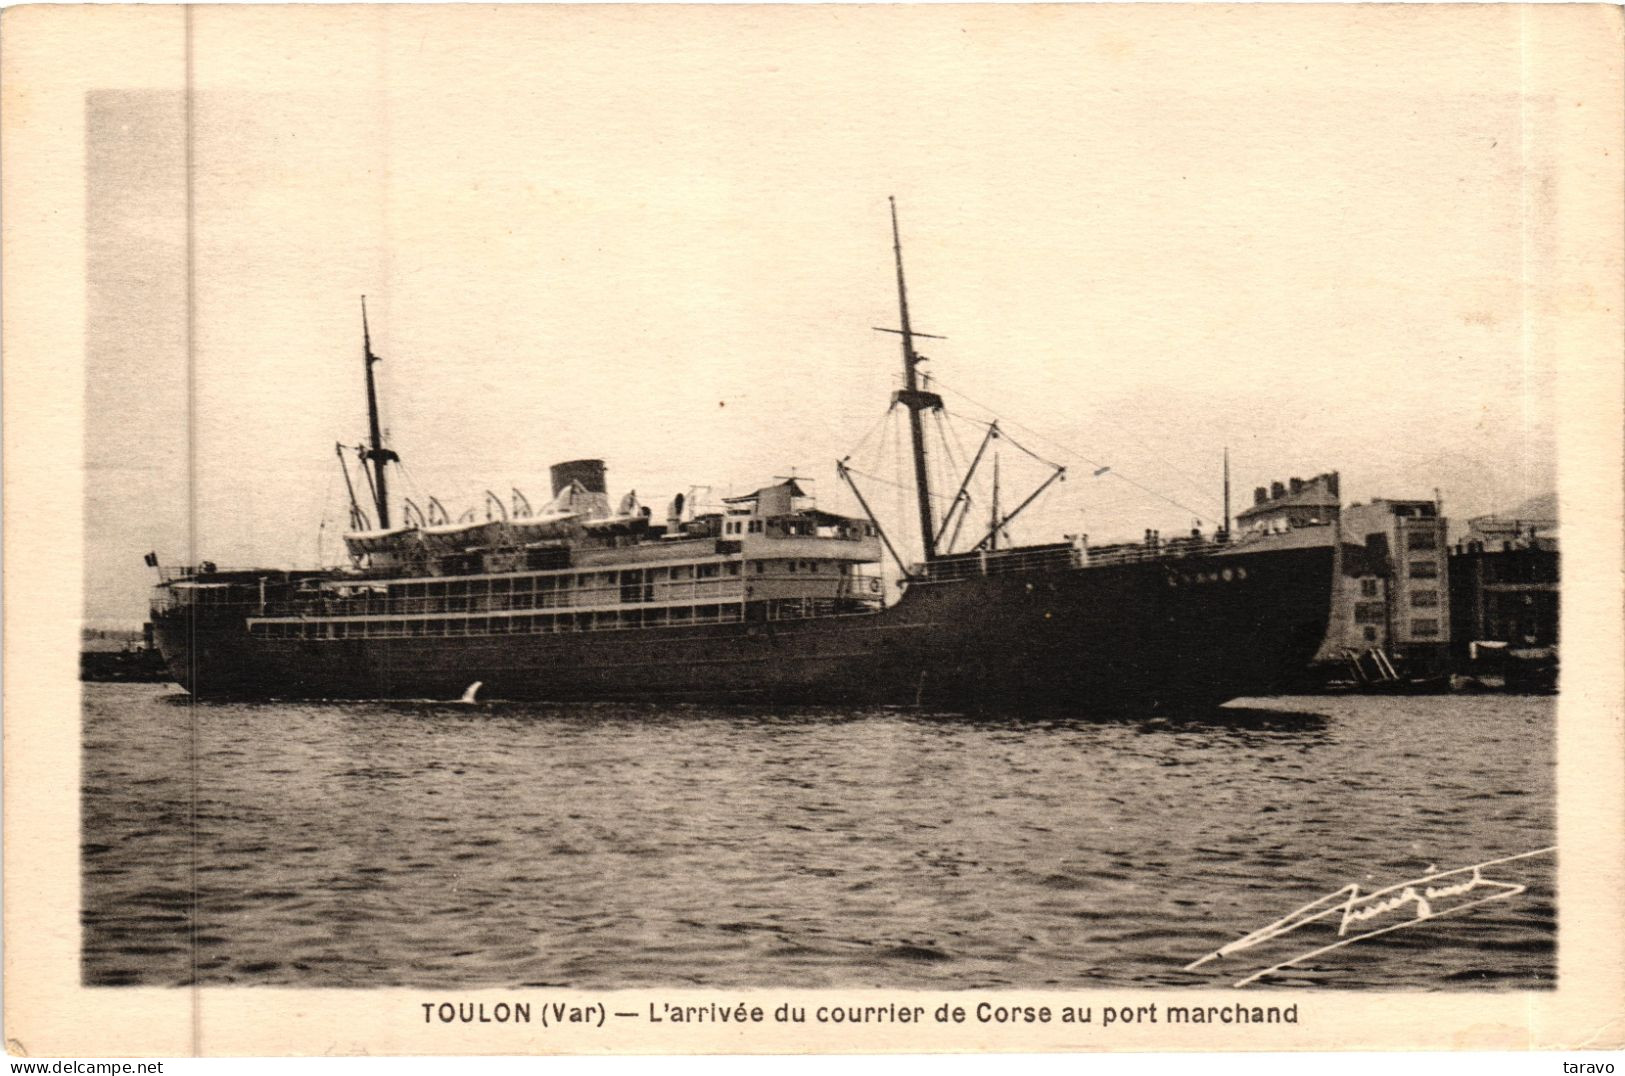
[[1448, 516, 1559, 655], [1340, 498, 1451, 672]]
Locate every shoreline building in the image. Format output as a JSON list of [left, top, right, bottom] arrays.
[[1339, 498, 1451, 674], [1448, 514, 1559, 655]]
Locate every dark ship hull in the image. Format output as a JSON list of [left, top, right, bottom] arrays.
[[152, 544, 1332, 711]]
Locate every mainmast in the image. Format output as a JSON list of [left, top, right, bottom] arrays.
[[360, 296, 400, 530], [884, 198, 945, 563]]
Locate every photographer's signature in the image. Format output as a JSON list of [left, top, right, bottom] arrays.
[[1185, 846, 1557, 988]]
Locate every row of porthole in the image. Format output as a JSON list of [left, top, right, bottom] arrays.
[[1168, 566, 1249, 587]]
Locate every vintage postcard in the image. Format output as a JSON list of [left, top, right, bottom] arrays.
[[3, 3, 1622, 1059]]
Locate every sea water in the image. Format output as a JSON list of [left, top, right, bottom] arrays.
[[81, 684, 1555, 989]]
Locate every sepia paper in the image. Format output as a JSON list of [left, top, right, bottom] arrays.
[[4, 3, 1623, 1057]]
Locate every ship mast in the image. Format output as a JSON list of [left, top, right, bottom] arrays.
[[360, 296, 400, 530], [884, 198, 946, 563]]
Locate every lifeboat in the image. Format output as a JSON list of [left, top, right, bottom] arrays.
[[343, 525, 420, 558]]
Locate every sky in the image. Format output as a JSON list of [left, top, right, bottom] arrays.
[[84, 5, 1561, 626]]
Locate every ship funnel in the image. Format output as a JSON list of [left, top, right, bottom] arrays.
[[551, 459, 606, 496]]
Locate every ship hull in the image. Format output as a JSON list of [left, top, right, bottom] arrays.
[[152, 545, 1333, 712]]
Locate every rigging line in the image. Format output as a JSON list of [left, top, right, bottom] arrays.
[[316, 465, 336, 565], [843, 403, 898, 465], [942, 385, 1221, 507], [982, 424, 1062, 472], [943, 406, 1061, 471], [841, 465, 961, 504], [890, 408, 906, 557], [935, 381, 1217, 524], [930, 413, 960, 523], [944, 409, 976, 476], [933, 409, 963, 478], [1082, 397, 1229, 507], [395, 458, 428, 507]]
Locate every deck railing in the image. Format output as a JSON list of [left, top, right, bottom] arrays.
[[914, 536, 1238, 583]]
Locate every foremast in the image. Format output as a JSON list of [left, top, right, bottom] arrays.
[[360, 297, 400, 529]]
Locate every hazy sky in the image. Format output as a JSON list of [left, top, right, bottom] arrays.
[[86, 6, 1561, 625]]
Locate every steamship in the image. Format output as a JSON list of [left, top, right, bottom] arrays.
[[150, 204, 1335, 710]]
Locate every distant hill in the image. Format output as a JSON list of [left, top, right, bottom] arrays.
[[1496, 491, 1556, 522]]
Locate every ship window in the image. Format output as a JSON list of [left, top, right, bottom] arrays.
[[1411, 617, 1440, 636]]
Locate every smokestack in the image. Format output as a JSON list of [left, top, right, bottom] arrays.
[[1289, 477, 1304, 494], [550, 459, 607, 496], [1254, 486, 1267, 505], [1270, 481, 1286, 500]]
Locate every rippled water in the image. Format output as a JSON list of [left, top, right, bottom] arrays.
[[82, 684, 1555, 989]]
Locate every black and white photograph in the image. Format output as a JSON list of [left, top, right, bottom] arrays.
[[5, 2, 1622, 1059]]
